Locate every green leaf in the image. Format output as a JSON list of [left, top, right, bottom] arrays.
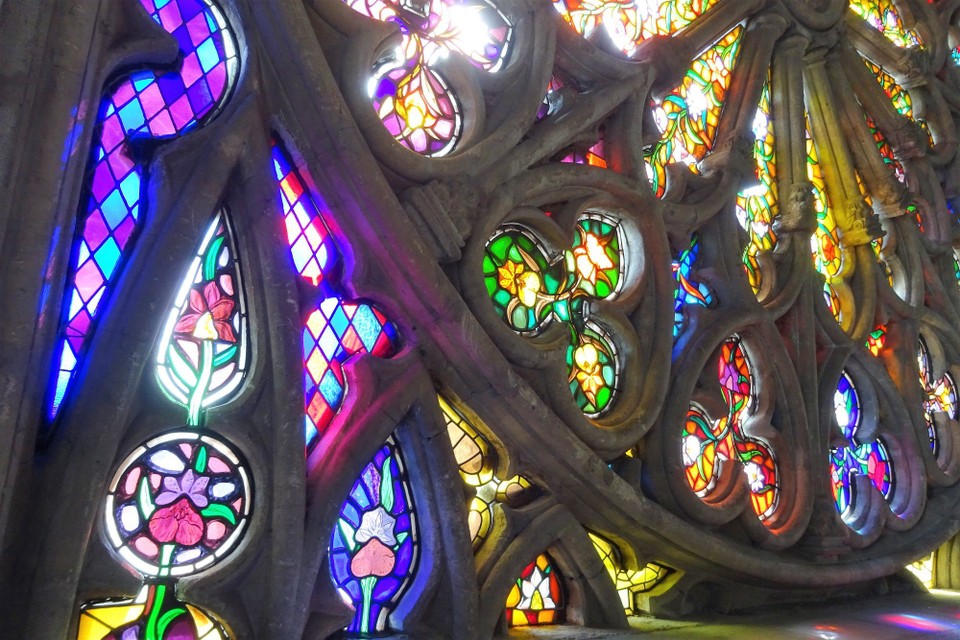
[[212, 345, 237, 367], [203, 235, 225, 281], [167, 343, 198, 387], [138, 476, 155, 519], [201, 503, 237, 525], [156, 608, 187, 639], [194, 446, 208, 473], [380, 457, 395, 512], [338, 519, 358, 553]]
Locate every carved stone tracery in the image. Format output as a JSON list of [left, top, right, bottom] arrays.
[[6, 0, 960, 636]]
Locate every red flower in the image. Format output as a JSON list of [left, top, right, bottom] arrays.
[[174, 282, 236, 342], [350, 538, 395, 578], [148, 497, 204, 547]]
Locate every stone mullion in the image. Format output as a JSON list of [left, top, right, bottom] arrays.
[[701, 14, 787, 176], [804, 48, 883, 247], [826, 49, 912, 220], [843, 10, 922, 75], [769, 34, 815, 246], [841, 41, 910, 127]]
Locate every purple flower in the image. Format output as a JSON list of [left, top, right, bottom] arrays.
[[155, 469, 209, 508]]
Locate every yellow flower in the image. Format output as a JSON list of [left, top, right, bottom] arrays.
[[573, 233, 615, 284], [498, 261, 540, 306], [573, 343, 604, 404]]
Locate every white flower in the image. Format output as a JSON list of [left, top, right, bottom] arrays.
[[355, 506, 397, 546], [682, 435, 701, 467], [686, 86, 708, 120], [518, 567, 556, 610], [744, 461, 765, 493]]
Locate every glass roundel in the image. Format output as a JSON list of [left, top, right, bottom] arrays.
[[104, 431, 252, 578]]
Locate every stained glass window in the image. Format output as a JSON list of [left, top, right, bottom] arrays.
[[78, 587, 230, 640], [552, 0, 722, 56], [736, 81, 777, 297], [906, 553, 935, 589], [484, 214, 625, 415], [50, 0, 239, 420], [829, 371, 895, 522], [329, 437, 419, 634], [271, 140, 400, 451], [681, 336, 779, 520], [918, 337, 958, 458], [88, 430, 252, 639], [589, 532, 669, 614], [561, 138, 608, 168], [346, 0, 512, 155], [672, 234, 714, 338], [440, 395, 536, 547], [866, 325, 887, 357], [850, 0, 921, 49], [505, 552, 565, 627], [646, 26, 743, 199], [104, 431, 252, 578], [806, 122, 854, 330], [156, 211, 248, 426]]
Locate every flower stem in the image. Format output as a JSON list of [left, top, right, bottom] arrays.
[[187, 340, 213, 427], [359, 575, 377, 634]]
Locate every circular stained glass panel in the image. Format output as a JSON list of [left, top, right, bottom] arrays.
[[104, 430, 252, 578]]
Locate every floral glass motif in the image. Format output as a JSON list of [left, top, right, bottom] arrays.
[[349, 0, 512, 156], [440, 395, 536, 547], [850, 0, 921, 49], [736, 81, 778, 297], [484, 214, 625, 415], [329, 438, 418, 635], [672, 234, 714, 338], [862, 59, 931, 149], [50, 0, 238, 419], [505, 552, 565, 627], [104, 432, 251, 578], [681, 337, 779, 520], [92, 430, 251, 639], [829, 371, 895, 521], [552, 0, 722, 56], [156, 211, 247, 426], [271, 141, 401, 452], [78, 587, 229, 640], [646, 26, 743, 199], [918, 338, 958, 457], [589, 532, 669, 614]]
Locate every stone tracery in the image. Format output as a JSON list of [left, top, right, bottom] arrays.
[[7, 0, 960, 636]]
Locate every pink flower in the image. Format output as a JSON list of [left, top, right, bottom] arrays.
[[148, 497, 204, 546], [174, 281, 236, 342], [350, 538, 395, 578]]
